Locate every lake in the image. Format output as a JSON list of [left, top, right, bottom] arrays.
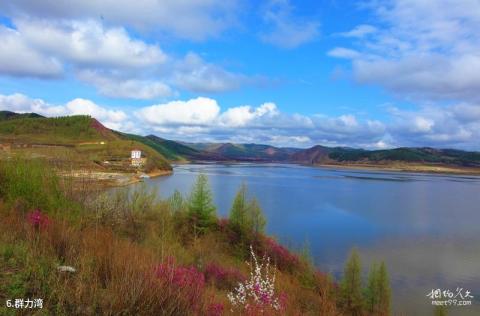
[[134, 163, 480, 315]]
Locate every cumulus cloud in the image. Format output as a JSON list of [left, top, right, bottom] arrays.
[[0, 0, 239, 40], [0, 25, 63, 78], [260, 0, 319, 49], [135, 96, 386, 147], [329, 0, 480, 102], [136, 97, 221, 126], [0, 18, 250, 99], [16, 19, 167, 69], [77, 70, 174, 99], [387, 103, 480, 148], [172, 53, 245, 93], [2, 92, 479, 149]]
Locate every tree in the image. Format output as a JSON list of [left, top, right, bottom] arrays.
[[229, 183, 248, 230], [376, 262, 391, 316], [246, 198, 266, 235], [364, 261, 391, 316], [229, 184, 266, 237], [187, 174, 216, 236], [340, 248, 363, 316], [365, 263, 379, 314], [169, 189, 185, 214]]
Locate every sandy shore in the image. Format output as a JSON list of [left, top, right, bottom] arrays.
[[313, 163, 480, 175], [59, 168, 173, 188]]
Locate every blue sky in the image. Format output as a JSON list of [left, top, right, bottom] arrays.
[[0, 0, 479, 150]]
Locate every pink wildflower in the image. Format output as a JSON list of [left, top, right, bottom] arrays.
[[26, 209, 50, 230]]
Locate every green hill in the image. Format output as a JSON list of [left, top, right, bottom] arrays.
[[120, 133, 209, 161], [0, 115, 171, 173], [291, 146, 480, 168]]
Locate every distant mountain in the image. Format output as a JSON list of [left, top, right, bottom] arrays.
[[291, 146, 480, 168], [2, 111, 479, 171], [184, 142, 301, 162], [120, 133, 221, 161], [0, 110, 44, 121]]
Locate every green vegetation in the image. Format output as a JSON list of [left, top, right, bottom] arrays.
[[328, 147, 480, 167], [340, 249, 391, 316], [121, 133, 193, 161], [0, 114, 171, 174], [0, 111, 44, 121], [365, 262, 391, 315], [229, 183, 266, 237], [340, 249, 364, 315], [0, 115, 110, 144], [0, 158, 395, 315], [187, 174, 217, 236]]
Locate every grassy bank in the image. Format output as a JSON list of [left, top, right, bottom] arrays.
[[0, 159, 394, 315]]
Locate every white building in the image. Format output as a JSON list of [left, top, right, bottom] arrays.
[[131, 149, 141, 159], [131, 149, 144, 166]]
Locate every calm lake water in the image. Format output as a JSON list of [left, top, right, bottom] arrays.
[[135, 163, 480, 315]]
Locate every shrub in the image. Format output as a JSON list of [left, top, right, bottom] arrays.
[[204, 262, 245, 290], [155, 257, 205, 311], [206, 302, 225, 316], [262, 237, 300, 272]]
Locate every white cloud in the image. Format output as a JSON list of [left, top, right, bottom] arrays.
[[3, 92, 479, 150], [17, 19, 167, 69], [136, 97, 221, 126], [329, 0, 480, 103], [219, 103, 279, 127], [0, 19, 250, 98], [0, 25, 63, 78], [328, 47, 361, 59], [173, 53, 244, 93], [260, 0, 319, 49], [0, 0, 239, 40], [339, 24, 377, 38], [387, 103, 480, 148], [77, 70, 174, 99]]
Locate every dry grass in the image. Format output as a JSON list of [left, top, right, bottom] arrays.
[[0, 158, 343, 315]]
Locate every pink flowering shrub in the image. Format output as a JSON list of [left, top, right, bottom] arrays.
[[228, 246, 283, 313], [155, 257, 205, 310], [262, 237, 300, 272], [26, 208, 50, 230], [206, 302, 224, 316], [205, 262, 245, 290]]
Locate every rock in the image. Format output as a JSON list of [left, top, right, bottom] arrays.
[[57, 265, 76, 273]]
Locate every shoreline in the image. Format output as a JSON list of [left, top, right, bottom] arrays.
[[311, 163, 480, 176], [59, 168, 173, 188], [180, 160, 480, 176]]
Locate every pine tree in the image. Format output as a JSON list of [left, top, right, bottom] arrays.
[[340, 248, 364, 316], [229, 183, 248, 230], [377, 262, 391, 316], [365, 263, 379, 314], [187, 174, 216, 235], [229, 184, 266, 238], [246, 197, 266, 235], [169, 189, 185, 214]]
